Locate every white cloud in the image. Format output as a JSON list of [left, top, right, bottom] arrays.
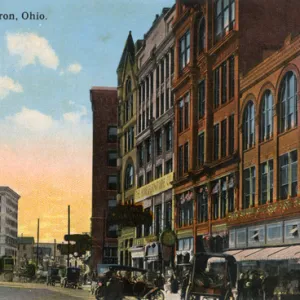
[[63, 105, 87, 124], [66, 63, 82, 74], [0, 76, 23, 99], [6, 32, 59, 69], [6, 107, 55, 132]]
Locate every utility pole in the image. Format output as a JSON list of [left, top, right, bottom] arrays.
[[67, 205, 70, 267], [36, 218, 40, 266], [54, 239, 56, 261]]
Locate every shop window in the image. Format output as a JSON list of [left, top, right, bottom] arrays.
[[236, 228, 247, 247], [267, 223, 283, 243], [279, 71, 298, 133], [260, 90, 273, 141]]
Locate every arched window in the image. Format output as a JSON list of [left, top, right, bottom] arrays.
[[125, 164, 134, 190], [198, 17, 206, 53], [260, 90, 273, 141], [243, 101, 255, 150], [126, 78, 132, 97], [279, 71, 298, 132]]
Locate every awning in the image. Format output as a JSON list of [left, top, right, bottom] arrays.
[[245, 247, 287, 261], [129, 246, 144, 258], [268, 245, 300, 260], [226, 248, 262, 261]]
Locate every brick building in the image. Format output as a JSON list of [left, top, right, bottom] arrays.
[[90, 87, 118, 269], [172, 0, 300, 264], [226, 34, 300, 272]]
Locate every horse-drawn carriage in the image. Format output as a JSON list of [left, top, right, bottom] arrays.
[[61, 267, 81, 289]]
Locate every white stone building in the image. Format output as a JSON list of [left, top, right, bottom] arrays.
[[0, 187, 20, 258]]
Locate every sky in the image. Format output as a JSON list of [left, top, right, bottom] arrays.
[[0, 0, 174, 243]]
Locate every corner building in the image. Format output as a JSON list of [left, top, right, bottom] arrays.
[[116, 32, 138, 266], [172, 0, 300, 264], [226, 34, 300, 273], [90, 87, 118, 269], [133, 6, 176, 271]]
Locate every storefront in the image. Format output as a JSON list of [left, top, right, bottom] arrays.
[[129, 246, 144, 269], [144, 242, 161, 272]]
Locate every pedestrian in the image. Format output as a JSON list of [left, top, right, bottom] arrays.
[[170, 274, 179, 293]]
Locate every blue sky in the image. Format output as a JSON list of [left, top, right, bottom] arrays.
[[0, 0, 175, 242]]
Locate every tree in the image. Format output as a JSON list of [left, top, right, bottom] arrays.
[[57, 234, 92, 257]]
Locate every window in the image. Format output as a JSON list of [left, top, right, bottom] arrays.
[[279, 150, 298, 199], [161, 60, 164, 84], [261, 90, 273, 141], [155, 204, 162, 236], [279, 71, 298, 132], [198, 17, 206, 53], [138, 175, 144, 187], [243, 166, 256, 209], [108, 151, 117, 167], [138, 144, 144, 167], [243, 101, 255, 150], [146, 171, 152, 184], [156, 165, 163, 179], [156, 66, 159, 89], [150, 72, 154, 96], [197, 186, 208, 223], [197, 132, 205, 166], [267, 223, 282, 243], [166, 122, 172, 151], [229, 114, 234, 154], [213, 124, 219, 160], [156, 130, 162, 156], [144, 208, 151, 236], [198, 80, 205, 119], [165, 201, 172, 229], [178, 145, 183, 177], [156, 97, 160, 118], [125, 164, 134, 190], [184, 142, 189, 173], [215, 0, 235, 42], [107, 126, 117, 143], [107, 175, 117, 190], [179, 30, 190, 71], [221, 62, 227, 104], [213, 67, 220, 108], [221, 119, 227, 157], [161, 92, 164, 115], [260, 160, 273, 205], [166, 54, 169, 79], [166, 159, 173, 174], [184, 93, 190, 129], [171, 47, 174, 75], [178, 193, 193, 227], [178, 99, 184, 133], [166, 88, 170, 111], [108, 199, 117, 208], [142, 111, 145, 131], [229, 56, 235, 99], [146, 138, 151, 162]]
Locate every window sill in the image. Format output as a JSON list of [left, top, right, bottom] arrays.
[[259, 137, 274, 146], [243, 145, 256, 153], [209, 29, 237, 56], [178, 127, 191, 136], [278, 126, 298, 138], [213, 97, 235, 113]]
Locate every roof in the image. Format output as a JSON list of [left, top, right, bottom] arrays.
[[117, 31, 135, 71], [17, 237, 35, 244], [0, 186, 21, 199], [90, 86, 117, 91]]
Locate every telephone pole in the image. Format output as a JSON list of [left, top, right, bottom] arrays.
[[36, 218, 40, 266], [67, 205, 70, 267]]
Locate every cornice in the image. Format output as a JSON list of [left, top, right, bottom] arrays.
[[0, 187, 20, 200]]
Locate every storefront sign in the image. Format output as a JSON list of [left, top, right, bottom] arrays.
[[160, 229, 177, 247], [135, 172, 173, 202]]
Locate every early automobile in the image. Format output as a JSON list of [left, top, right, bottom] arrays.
[[94, 264, 164, 300], [46, 267, 60, 286], [61, 267, 81, 289], [184, 252, 237, 300]]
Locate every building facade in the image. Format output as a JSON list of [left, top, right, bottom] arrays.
[[133, 6, 176, 271], [227, 34, 300, 273], [116, 32, 138, 266], [172, 0, 300, 264], [17, 236, 34, 268], [90, 87, 118, 269], [0, 187, 20, 260]]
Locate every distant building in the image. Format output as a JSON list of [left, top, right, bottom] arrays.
[[33, 242, 65, 267], [17, 236, 34, 268], [0, 187, 20, 259], [90, 87, 118, 269]]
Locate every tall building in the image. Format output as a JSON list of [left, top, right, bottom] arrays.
[[90, 87, 118, 269], [227, 34, 300, 271], [172, 0, 300, 264], [116, 32, 138, 266], [134, 6, 176, 270], [0, 187, 20, 259]]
